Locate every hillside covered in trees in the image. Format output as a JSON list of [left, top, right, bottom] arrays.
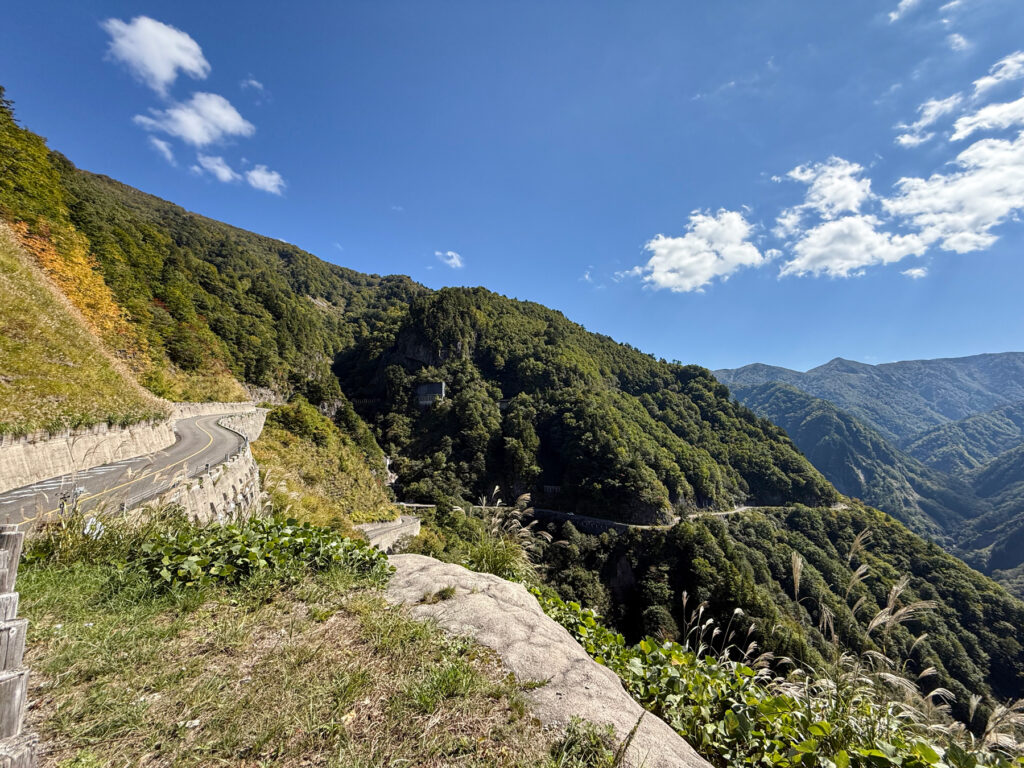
[[0, 88, 834, 522], [4, 85, 1024, 729], [719, 359, 1024, 598]]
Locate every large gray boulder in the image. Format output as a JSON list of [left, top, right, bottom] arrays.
[[386, 554, 710, 768]]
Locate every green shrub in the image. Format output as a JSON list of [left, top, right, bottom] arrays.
[[532, 590, 1024, 768], [138, 516, 393, 589]]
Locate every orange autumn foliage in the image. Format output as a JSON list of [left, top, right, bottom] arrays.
[[9, 219, 149, 369]]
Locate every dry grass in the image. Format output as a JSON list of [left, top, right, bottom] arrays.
[[21, 562, 554, 768], [252, 425, 398, 530], [0, 222, 169, 436]]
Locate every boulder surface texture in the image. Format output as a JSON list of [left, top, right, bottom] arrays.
[[386, 554, 710, 768]]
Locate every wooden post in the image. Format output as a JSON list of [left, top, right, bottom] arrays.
[[0, 525, 36, 766]]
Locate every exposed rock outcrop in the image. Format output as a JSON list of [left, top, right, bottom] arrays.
[[386, 554, 709, 768]]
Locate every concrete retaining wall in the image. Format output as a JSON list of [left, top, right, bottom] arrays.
[[217, 410, 267, 443], [0, 402, 261, 496], [171, 401, 257, 420], [0, 420, 176, 496], [356, 515, 421, 552], [139, 447, 262, 525]]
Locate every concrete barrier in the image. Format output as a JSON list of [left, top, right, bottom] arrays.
[[356, 516, 421, 553], [0, 420, 176, 496], [217, 410, 267, 444], [136, 447, 262, 525]]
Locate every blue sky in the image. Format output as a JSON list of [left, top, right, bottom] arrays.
[[2, 1, 1023, 371]]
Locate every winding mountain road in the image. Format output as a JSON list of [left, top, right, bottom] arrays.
[[0, 414, 246, 528]]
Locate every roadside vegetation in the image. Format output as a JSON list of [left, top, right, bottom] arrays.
[[251, 398, 398, 533], [0, 223, 168, 436], [21, 506, 622, 768], [399, 501, 1024, 768]]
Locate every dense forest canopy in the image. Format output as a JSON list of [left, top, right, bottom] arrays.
[[336, 286, 837, 518]]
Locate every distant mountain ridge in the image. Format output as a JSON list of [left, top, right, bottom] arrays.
[[719, 353, 1024, 598], [729, 381, 977, 539], [717, 353, 1024, 445]]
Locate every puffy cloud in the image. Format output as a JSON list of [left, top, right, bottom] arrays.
[[435, 250, 464, 269], [134, 92, 255, 147], [888, 0, 923, 22], [630, 209, 766, 293], [947, 33, 970, 52], [895, 94, 963, 147], [196, 154, 240, 182], [780, 216, 927, 278], [148, 136, 175, 165], [788, 157, 872, 218], [775, 158, 872, 237], [884, 131, 1024, 252], [902, 267, 929, 279], [102, 16, 209, 95], [896, 131, 935, 147], [245, 165, 286, 195], [973, 51, 1024, 96], [951, 95, 1024, 141], [240, 77, 264, 91]]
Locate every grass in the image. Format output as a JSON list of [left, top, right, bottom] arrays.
[[20, 511, 621, 768], [252, 422, 398, 531], [0, 223, 169, 436], [22, 561, 551, 767]]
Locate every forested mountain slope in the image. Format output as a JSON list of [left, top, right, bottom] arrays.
[[5, 85, 1024, 720], [722, 360, 1024, 599], [336, 287, 836, 521], [728, 382, 976, 539], [536, 500, 1024, 725], [904, 402, 1024, 474], [717, 354, 1024, 445]]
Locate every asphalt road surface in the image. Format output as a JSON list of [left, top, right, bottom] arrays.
[[0, 414, 246, 528]]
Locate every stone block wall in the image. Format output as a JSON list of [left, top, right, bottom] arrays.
[[138, 448, 262, 525]]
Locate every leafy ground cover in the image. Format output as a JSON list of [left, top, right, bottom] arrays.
[[21, 509, 621, 768]]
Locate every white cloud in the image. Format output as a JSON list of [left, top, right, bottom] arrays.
[[950, 95, 1024, 141], [134, 92, 255, 147], [245, 165, 286, 195], [630, 209, 766, 293], [240, 77, 264, 91], [902, 266, 929, 278], [888, 0, 923, 22], [789, 157, 872, 218], [102, 16, 209, 96], [148, 136, 175, 165], [435, 250, 464, 269], [896, 131, 935, 147], [973, 51, 1024, 96], [580, 268, 594, 283], [884, 130, 1024, 252], [775, 158, 872, 238], [947, 33, 970, 52], [196, 154, 240, 182], [780, 216, 927, 278], [895, 93, 963, 146]]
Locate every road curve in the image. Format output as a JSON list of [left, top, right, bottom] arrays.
[[0, 414, 247, 528]]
